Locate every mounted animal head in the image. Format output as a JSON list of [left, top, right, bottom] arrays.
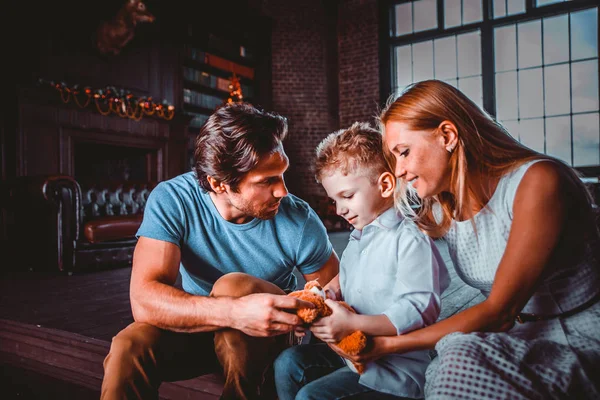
[[95, 0, 156, 56]]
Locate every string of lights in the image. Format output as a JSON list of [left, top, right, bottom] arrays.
[[38, 78, 175, 121]]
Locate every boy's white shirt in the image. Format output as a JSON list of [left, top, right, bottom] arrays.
[[339, 206, 450, 397]]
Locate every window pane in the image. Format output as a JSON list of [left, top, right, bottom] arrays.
[[518, 20, 542, 69], [520, 118, 545, 153], [457, 31, 482, 77], [394, 2, 413, 36], [445, 0, 462, 28], [572, 60, 599, 113], [573, 113, 600, 166], [571, 9, 598, 61], [493, 0, 507, 19], [495, 25, 517, 72], [459, 76, 483, 109], [546, 116, 572, 164], [414, 0, 438, 32], [543, 15, 569, 65], [519, 68, 544, 118], [413, 41, 435, 82], [444, 78, 458, 88], [501, 120, 520, 141], [496, 72, 519, 120], [493, 0, 525, 18], [507, 0, 526, 15], [463, 0, 483, 24], [537, 0, 565, 6], [395, 45, 413, 88], [434, 36, 458, 79], [544, 64, 571, 116]]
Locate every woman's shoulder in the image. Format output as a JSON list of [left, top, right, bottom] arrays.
[[517, 160, 563, 187], [503, 159, 559, 183], [499, 159, 563, 204]]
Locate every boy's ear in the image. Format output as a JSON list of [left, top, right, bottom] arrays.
[[207, 175, 227, 194], [378, 171, 396, 198]]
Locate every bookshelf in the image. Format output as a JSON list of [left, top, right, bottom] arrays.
[[181, 27, 259, 170]]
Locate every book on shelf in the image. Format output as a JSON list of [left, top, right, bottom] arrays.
[[185, 46, 255, 79], [183, 89, 223, 110]]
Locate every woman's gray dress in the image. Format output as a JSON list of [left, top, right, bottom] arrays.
[[425, 160, 600, 399]]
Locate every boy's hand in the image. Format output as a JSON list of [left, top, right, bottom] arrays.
[[324, 288, 338, 300], [310, 300, 355, 342]]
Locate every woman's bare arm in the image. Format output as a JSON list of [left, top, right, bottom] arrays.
[[339, 162, 568, 362]]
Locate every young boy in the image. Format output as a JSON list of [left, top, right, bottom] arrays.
[[274, 122, 450, 399]]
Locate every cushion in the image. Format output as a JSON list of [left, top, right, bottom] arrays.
[[84, 214, 143, 244]]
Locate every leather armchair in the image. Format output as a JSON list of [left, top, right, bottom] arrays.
[[1, 175, 156, 273]]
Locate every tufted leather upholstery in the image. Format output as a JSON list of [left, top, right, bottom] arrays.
[[0, 176, 156, 273], [80, 181, 155, 221]]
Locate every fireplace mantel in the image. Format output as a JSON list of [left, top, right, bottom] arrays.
[[13, 87, 191, 181]]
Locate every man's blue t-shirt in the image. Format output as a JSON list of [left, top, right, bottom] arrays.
[[136, 172, 333, 296]]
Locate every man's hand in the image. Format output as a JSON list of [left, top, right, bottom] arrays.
[[229, 293, 314, 337], [310, 300, 355, 343]]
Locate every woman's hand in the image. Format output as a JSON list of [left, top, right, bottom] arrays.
[[310, 300, 356, 342], [328, 336, 395, 365]]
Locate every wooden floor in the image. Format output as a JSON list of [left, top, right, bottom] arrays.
[[1, 267, 134, 342], [0, 231, 482, 399]]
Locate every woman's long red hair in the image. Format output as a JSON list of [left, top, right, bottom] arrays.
[[379, 80, 594, 238]]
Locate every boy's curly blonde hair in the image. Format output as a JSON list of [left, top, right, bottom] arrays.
[[314, 122, 391, 184]]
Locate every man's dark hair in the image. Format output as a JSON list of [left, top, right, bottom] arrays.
[[193, 103, 288, 192]]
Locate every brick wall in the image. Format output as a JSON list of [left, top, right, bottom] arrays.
[[260, 0, 335, 198], [259, 0, 380, 202], [338, 0, 380, 128]]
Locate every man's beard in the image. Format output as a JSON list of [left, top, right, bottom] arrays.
[[230, 196, 280, 220]]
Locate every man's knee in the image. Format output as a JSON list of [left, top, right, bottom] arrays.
[[211, 272, 285, 297], [105, 322, 162, 371], [101, 323, 163, 399]]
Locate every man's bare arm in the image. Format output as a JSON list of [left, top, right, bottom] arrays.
[[303, 251, 340, 287], [130, 237, 312, 335]]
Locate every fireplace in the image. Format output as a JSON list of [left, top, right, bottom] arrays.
[[75, 142, 158, 182], [65, 128, 165, 183], [13, 87, 190, 181]]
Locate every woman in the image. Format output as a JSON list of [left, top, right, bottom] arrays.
[[331, 80, 600, 399]]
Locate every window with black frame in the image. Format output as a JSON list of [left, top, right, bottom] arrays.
[[382, 0, 599, 173]]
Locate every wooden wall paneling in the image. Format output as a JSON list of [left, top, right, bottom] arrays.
[[42, 40, 157, 97], [18, 103, 56, 176], [23, 122, 61, 177], [15, 84, 190, 180]]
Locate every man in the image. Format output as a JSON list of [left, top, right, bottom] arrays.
[[100, 103, 339, 400]]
